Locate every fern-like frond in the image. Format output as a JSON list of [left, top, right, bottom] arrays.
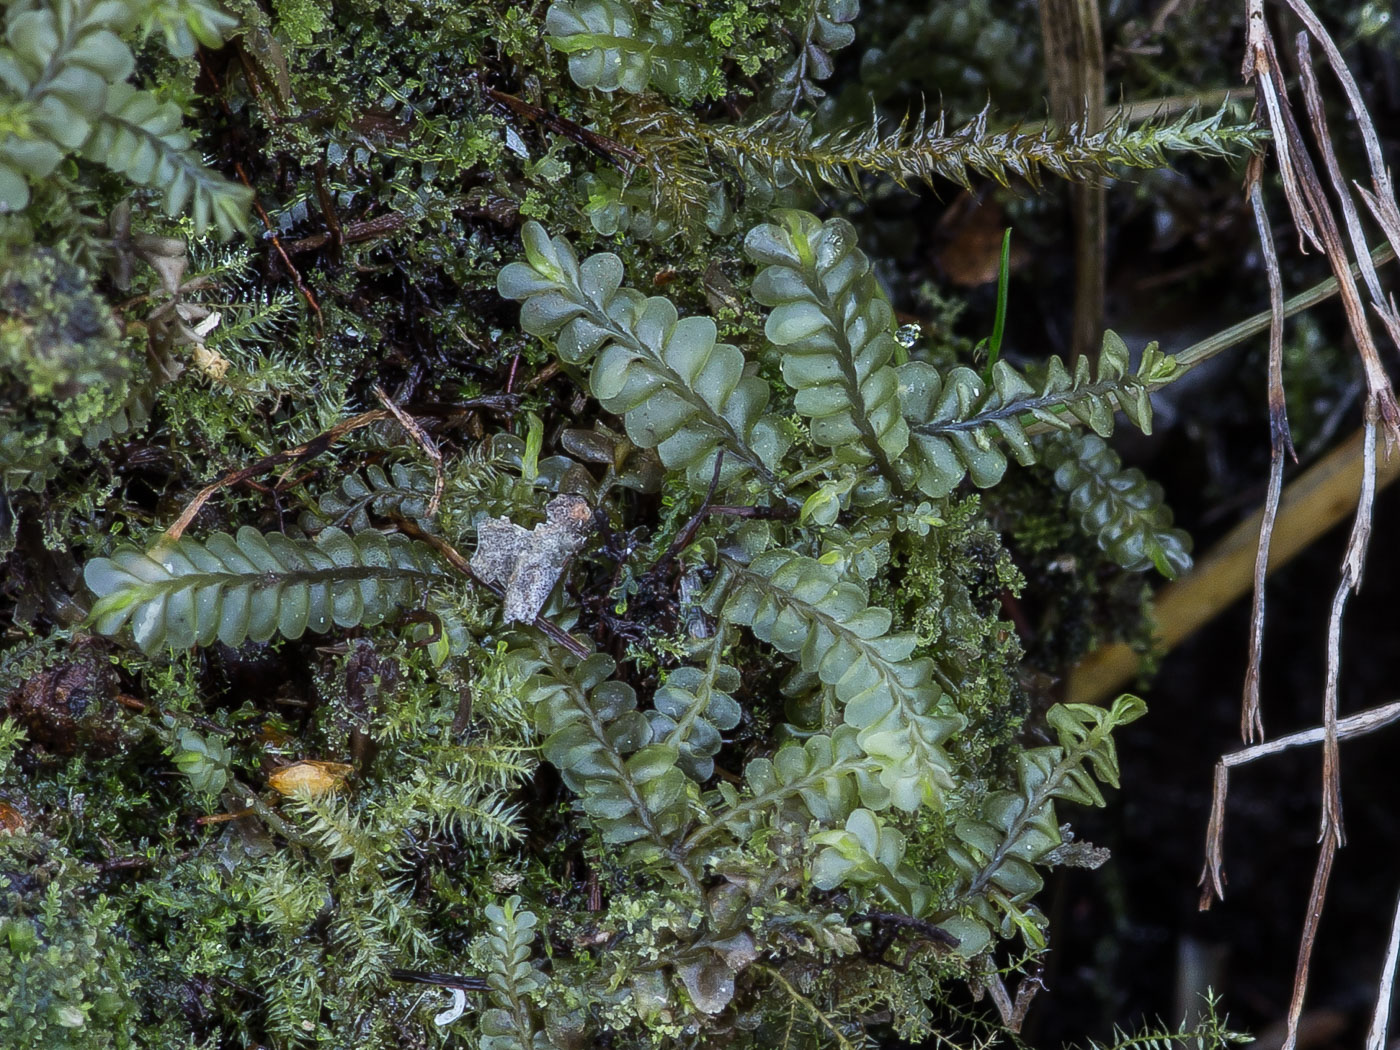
[[0, 0, 249, 232], [810, 807, 935, 916], [941, 694, 1146, 955], [1035, 430, 1192, 578], [309, 461, 440, 533], [746, 209, 910, 481], [513, 648, 700, 873], [899, 330, 1179, 497], [649, 654, 742, 783], [705, 104, 1266, 196], [498, 222, 788, 488], [85, 82, 252, 238], [84, 526, 447, 652], [479, 896, 549, 1050], [686, 725, 878, 851], [720, 550, 964, 813]]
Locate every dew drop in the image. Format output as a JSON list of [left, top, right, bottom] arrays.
[[896, 323, 922, 349], [816, 226, 850, 269]]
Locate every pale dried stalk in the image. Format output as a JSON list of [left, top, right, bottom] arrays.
[[163, 408, 392, 542], [1232, 6, 1400, 1047], [1039, 0, 1106, 363], [1198, 697, 1400, 905], [1242, 165, 1291, 744], [1295, 34, 1400, 416], [373, 384, 445, 519], [1367, 890, 1400, 1050]]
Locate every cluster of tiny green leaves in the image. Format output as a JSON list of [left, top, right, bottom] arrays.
[[0, 882, 140, 1049], [767, 0, 858, 115], [0, 249, 139, 504], [544, 0, 706, 99], [0, 0, 251, 236]]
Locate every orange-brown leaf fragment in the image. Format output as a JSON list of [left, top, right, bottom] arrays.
[[268, 760, 354, 797], [0, 798, 27, 834]]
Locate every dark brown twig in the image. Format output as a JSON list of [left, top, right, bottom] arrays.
[[233, 162, 325, 338], [483, 86, 643, 167], [283, 213, 405, 255], [163, 408, 394, 541], [313, 159, 344, 264], [387, 969, 488, 992]]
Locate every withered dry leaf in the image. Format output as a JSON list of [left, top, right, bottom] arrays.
[[471, 495, 593, 624], [268, 760, 354, 797], [0, 798, 27, 834]]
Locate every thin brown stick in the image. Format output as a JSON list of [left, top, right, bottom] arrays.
[[162, 409, 392, 541], [1242, 164, 1292, 744], [313, 159, 344, 264], [1367, 889, 1400, 1050], [372, 384, 445, 518], [1039, 0, 1106, 363], [1284, 837, 1337, 1050], [483, 86, 642, 167], [1317, 409, 1379, 844], [1244, 4, 1318, 251], [283, 213, 406, 255], [234, 162, 325, 338]]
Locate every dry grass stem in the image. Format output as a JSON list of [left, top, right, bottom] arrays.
[[1233, 5, 1400, 1043], [1366, 890, 1400, 1050], [1039, 0, 1106, 363], [1198, 698, 1400, 907], [1242, 166, 1292, 745], [162, 408, 393, 542]]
